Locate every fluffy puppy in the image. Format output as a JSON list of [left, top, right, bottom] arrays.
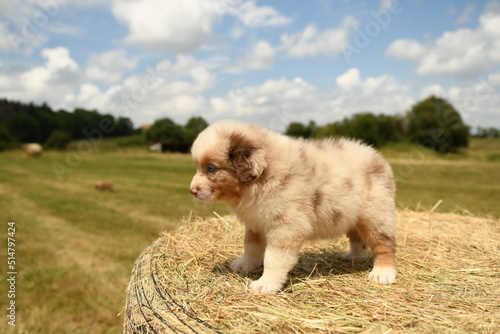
[[190, 120, 397, 293]]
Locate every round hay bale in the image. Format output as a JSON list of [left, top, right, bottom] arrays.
[[21, 143, 43, 157], [123, 211, 500, 334], [123, 215, 244, 334]]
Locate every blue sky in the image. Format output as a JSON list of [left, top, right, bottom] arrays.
[[1, 0, 499, 131]]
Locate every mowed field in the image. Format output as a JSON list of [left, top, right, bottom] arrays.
[[0, 137, 499, 333]]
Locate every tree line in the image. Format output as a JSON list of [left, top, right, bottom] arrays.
[[144, 117, 209, 145], [0, 98, 134, 150], [147, 97, 474, 154], [285, 96, 473, 153], [1, 96, 495, 154]]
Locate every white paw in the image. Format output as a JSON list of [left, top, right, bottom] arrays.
[[249, 279, 283, 294], [231, 257, 261, 273], [368, 266, 397, 284]]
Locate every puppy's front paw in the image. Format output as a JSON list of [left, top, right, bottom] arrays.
[[231, 257, 261, 273], [368, 266, 397, 284], [249, 279, 283, 294]]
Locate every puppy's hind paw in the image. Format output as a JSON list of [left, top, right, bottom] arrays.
[[340, 250, 369, 262], [368, 266, 397, 284], [230, 257, 261, 273], [341, 242, 369, 262]]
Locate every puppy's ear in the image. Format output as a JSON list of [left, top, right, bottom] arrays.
[[228, 134, 267, 184]]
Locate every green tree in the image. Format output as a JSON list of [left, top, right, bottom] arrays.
[[0, 99, 134, 142], [114, 117, 134, 136], [311, 122, 347, 138], [7, 114, 41, 143], [185, 117, 208, 135], [376, 114, 405, 142], [343, 113, 385, 147], [407, 96, 469, 153], [0, 127, 15, 151], [33, 102, 58, 141], [285, 121, 316, 138], [286, 122, 308, 138], [145, 118, 191, 143]]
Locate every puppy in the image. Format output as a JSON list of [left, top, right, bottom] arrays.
[[190, 120, 397, 293]]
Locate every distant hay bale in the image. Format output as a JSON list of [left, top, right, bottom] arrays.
[[95, 181, 114, 192], [123, 211, 500, 333], [21, 143, 43, 157]]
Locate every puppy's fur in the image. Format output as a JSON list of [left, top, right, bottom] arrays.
[[190, 120, 397, 293]]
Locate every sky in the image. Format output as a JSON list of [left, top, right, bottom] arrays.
[[1, 0, 499, 131]]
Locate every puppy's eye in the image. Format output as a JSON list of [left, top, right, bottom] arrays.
[[206, 165, 217, 173]]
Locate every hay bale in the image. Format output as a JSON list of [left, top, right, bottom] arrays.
[[95, 181, 114, 192], [21, 143, 43, 157], [123, 211, 500, 333]]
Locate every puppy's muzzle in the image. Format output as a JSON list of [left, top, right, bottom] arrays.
[[189, 186, 199, 196]]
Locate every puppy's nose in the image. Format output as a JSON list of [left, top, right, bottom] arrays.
[[190, 187, 199, 196]]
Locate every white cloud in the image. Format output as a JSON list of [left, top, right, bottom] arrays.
[[0, 47, 81, 107], [280, 17, 358, 58], [0, 0, 61, 54], [26, 49, 79, 97], [112, 0, 223, 52], [71, 83, 102, 106], [331, 70, 415, 117], [86, 49, 138, 84], [208, 70, 415, 130], [336, 68, 361, 89], [230, 0, 292, 27], [416, 29, 491, 77], [111, 0, 291, 52], [420, 73, 500, 127], [385, 38, 426, 61], [209, 77, 318, 128], [387, 8, 500, 77], [21, 47, 80, 95], [228, 40, 275, 73], [71, 55, 218, 125], [155, 54, 219, 82], [61, 67, 416, 129]]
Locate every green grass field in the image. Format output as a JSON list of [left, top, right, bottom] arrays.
[[0, 137, 499, 333]]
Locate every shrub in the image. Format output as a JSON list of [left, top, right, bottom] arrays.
[[44, 130, 72, 150]]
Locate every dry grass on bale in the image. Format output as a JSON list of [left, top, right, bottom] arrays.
[[123, 210, 499, 334]]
